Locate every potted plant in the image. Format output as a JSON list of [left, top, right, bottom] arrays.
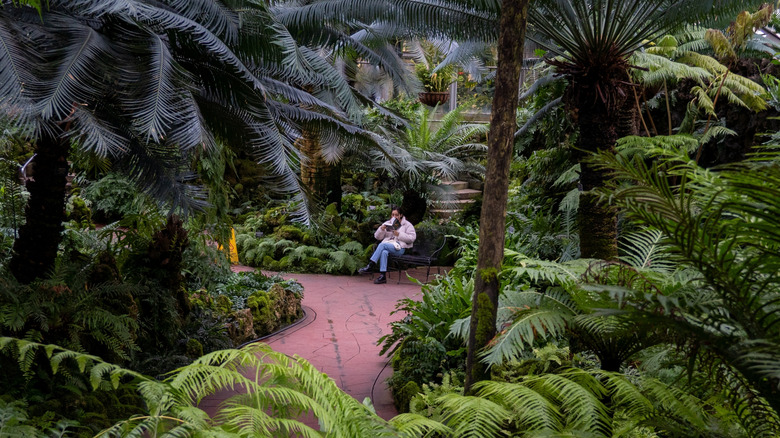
[[415, 62, 455, 106]]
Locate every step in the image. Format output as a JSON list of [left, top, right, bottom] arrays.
[[430, 199, 477, 208], [432, 188, 481, 202], [453, 188, 481, 200], [429, 209, 461, 218], [438, 180, 468, 191]]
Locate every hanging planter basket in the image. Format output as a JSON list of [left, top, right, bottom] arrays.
[[418, 91, 450, 106]]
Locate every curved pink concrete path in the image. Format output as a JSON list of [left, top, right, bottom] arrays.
[[199, 267, 441, 420]]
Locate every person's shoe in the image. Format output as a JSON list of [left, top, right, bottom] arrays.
[[374, 273, 387, 284], [358, 261, 376, 274]]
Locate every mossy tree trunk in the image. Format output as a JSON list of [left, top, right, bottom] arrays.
[[9, 129, 70, 284], [464, 0, 530, 394]]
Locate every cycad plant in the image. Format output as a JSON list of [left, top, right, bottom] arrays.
[[369, 102, 487, 221], [527, 0, 766, 260], [593, 144, 780, 435], [0, 0, 402, 284]]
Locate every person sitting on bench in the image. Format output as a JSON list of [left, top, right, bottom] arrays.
[[358, 206, 416, 284]]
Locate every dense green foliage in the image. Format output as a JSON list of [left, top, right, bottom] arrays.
[[0, 338, 452, 437], [379, 276, 473, 411]]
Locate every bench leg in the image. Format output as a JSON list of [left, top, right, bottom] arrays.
[[426, 265, 431, 283]]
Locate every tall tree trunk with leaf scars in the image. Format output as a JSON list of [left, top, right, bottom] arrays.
[[9, 129, 70, 284], [299, 128, 343, 209], [464, 0, 530, 394], [569, 74, 628, 261]]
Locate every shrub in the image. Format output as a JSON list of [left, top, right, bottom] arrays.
[[302, 257, 326, 273], [80, 173, 150, 223], [379, 275, 473, 409], [263, 206, 289, 230], [274, 224, 304, 242]]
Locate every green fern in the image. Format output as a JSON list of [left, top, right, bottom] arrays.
[[0, 272, 139, 365], [503, 253, 592, 288], [286, 245, 313, 264], [616, 134, 699, 158], [595, 145, 780, 432], [411, 368, 747, 437], [325, 250, 360, 274], [1, 338, 415, 437], [338, 240, 365, 256], [438, 393, 512, 437], [0, 161, 27, 233]]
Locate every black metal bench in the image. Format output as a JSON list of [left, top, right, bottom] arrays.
[[386, 232, 447, 284]]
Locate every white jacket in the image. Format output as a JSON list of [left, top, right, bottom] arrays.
[[374, 217, 416, 249]]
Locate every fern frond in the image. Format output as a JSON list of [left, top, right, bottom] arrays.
[[473, 380, 563, 431], [481, 308, 570, 365], [338, 240, 365, 255], [503, 254, 590, 287], [438, 393, 512, 438], [616, 134, 699, 158], [325, 250, 360, 274]]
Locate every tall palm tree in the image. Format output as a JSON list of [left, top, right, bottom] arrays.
[[0, 0, 402, 283]]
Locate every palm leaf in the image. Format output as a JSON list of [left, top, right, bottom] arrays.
[[34, 14, 113, 120], [0, 13, 38, 111], [619, 228, 674, 271]]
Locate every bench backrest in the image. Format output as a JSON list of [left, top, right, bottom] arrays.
[[407, 229, 447, 259]]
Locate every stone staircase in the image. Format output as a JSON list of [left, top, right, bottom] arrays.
[[429, 180, 481, 218]]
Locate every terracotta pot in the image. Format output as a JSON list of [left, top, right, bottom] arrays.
[[418, 91, 450, 106]]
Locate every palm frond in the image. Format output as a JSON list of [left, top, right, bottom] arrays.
[[124, 31, 201, 145], [68, 105, 129, 158], [0, 14, 37, 111], [162, 0, 241, 44], [619, 228, 674, 271], [34, 14, 113, 120]]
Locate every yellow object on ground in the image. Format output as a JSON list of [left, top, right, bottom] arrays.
[[219, 228, 239, 264]]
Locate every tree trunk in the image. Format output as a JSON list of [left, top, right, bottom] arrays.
[[464, 0, 529, 394], [299, 129, 342, 209], [9, 130, 70, 284], [572, 90, 624, 260]]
